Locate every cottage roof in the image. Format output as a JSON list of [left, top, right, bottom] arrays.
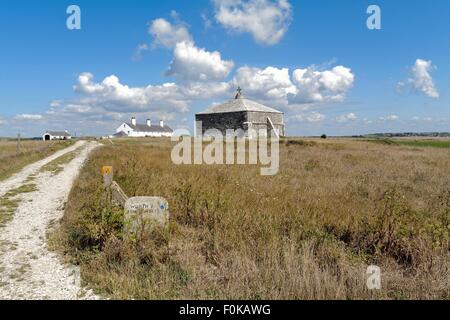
[[46, 131, 71, 136], [197, 88, 283, 115], [126, 123, 173, 133], [113, 131, 127, 137]]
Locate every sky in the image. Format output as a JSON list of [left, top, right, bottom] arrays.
[[0, 0, 449, 137]]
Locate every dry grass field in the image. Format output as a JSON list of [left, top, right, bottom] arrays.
[[52, 137, 450, 299], [0, 139, 75, 181]]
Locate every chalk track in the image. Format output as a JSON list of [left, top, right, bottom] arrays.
[[0, 141, 99, 300]]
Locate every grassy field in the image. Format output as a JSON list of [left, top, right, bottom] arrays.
[[53, 137, 450, 299], [0, 139, 75, 181], [364, 138, 450, 149]]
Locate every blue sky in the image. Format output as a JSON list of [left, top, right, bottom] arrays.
[[0, 0, 448, 137]]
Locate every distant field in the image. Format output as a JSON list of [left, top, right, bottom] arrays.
[[54, 137, 450, 299], [0, 139, 75, 181], [395, 139, 450, 148], [364, 138, 450, 149]]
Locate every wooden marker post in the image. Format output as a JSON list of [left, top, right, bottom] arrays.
[[17, 133, 21, 154], [101, 166, 113, 188], [101, 166, 128, 207]]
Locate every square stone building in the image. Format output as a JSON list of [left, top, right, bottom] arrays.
[[196, 88, 285, 138]]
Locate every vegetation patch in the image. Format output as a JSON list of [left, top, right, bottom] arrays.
[[0, 140, 75, 181], [395, 140, 450, 149], [0, 183, 37, 227], [40, 149, 80, 174], [364, 138, 450, 148], [54, 138, 449, 299], [285, 139, 317, 147]]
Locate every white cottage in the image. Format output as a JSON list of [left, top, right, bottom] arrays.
[[43, 131, 72, 141], [115, 117, 173, 138]]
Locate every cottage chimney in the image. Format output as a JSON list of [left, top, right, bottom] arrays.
[[147, 119, 151, 127], [160, 120, 164, 128], [131, 117, 137, 126]]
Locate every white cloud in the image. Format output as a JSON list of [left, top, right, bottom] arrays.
[[15, 114, 44, 121], [74, 72, 105, 94], [42, 60, 355, 136], [230, 63, 355, 117], [412, 116, 433, 122], [146, 16, 234, 83], [167, 41, 234, 81], [74, 73, 189, 113], [336, 113, 357, 123], [180, 81, 232, 99], [132, 43, 149, 61], [291, 111, 326, 123], [50, 100, 62, 108], [213, 0, 292, 45], [45, 72, 234, 132], [379, 115, 399, 121], [149, 18, 192, 49], [290, 65, 355, 104], [233, 66, 296, 103], [398, 59, 439, 98]]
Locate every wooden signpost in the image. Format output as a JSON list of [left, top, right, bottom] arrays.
[[101, 166, 113, 188]]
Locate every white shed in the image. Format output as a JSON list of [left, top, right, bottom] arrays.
[[43, 131, 72, 141]]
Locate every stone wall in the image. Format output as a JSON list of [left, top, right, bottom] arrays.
[[196, 112, 248, 137], [247, 112, 285, 137], [196, 111, 285, 137]]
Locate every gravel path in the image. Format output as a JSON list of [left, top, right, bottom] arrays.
[[0, 141, 99, 300]]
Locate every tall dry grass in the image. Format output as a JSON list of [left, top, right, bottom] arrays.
[[52, 138, 450, 299], [0, 139, 75, 181]]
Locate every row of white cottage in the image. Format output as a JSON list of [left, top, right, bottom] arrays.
[[113, 117, 174, 138]]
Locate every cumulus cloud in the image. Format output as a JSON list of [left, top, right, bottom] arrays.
[[43, 61, 355, 135], [290, 112, 326, 123], [15, 114, 44, 121], [167, 41, 234, 81], [227, 63, 356, 124], [180, 81, 232, 99], [44, 72, 234, 132], [147, 16, 234, 83], [336, 113, 357, 123], [214, 0, 292, 45], [149, 18, 192, 49], [398, 59, 439, 98], [290, 66, 355, 104], [74, 73, 189, 113], [230, 63, 354, 110], [233, 66, 296, 103]]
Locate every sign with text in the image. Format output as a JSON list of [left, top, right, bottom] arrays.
[[124, 196, 169, 232]]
